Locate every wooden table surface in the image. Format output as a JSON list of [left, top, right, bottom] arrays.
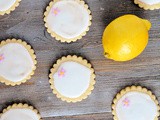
[[0, 0, 160, 120]]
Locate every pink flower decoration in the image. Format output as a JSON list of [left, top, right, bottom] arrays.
[[122, 98, 130, 107], [0, 54, 4, 62], [52, 7, 60, 16], [58, 68, 66, 77]]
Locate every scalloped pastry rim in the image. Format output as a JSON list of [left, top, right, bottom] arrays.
[[112, 86, 160, 120], [0, 0, 21, 15], [134, 0, 160, 10], [0, 39, 37, 86], [49, 55, 96, 103], [44, 0, 92, 43], [0, 103, 42, 120]]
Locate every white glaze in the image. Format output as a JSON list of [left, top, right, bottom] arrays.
[[0, 43, 34, 82], [53, 61, 91, 98], [1, 108, 39, 120], [0, 0, 17, 12], [139, 0, 160, 5], [116, 92, 157, 120], [46, 0, 90, 39]]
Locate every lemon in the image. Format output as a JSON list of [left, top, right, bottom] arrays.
[[102, 14, 151, 61]]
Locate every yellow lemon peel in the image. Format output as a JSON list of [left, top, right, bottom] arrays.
[[102, 14, 151, 61]]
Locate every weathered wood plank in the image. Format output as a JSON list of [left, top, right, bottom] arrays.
[[0, 0, 160, 119], [44, 112, 112, 120]]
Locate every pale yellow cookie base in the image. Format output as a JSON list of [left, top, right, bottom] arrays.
[[49, 55, 96, 103], [44, 0, 92, 43], [134, 0, 160, 10], [0, 0, 21, 15], [0, 103, 42, 120], [0, 39, 37, 86], [112, 86, 160, 120]]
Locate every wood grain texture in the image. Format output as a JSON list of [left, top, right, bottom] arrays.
[[45, 112, 112, 120], [0, 0, 160, 119]]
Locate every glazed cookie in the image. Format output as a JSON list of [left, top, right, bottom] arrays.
[[0, 103, 41, 120], [44, 0, 92, 43], [0, 0, 21, 15], [134, 0, 160, 10], [0, 39, 37, 86], [49, 55, 96, 102], [112, 86, 160, 120]]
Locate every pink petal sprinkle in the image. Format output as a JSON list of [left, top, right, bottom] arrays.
[[122, 98, 130, 107], [52, 7, 60, 16], [0, 54, 4, 62], [58, 68, 66, 77]]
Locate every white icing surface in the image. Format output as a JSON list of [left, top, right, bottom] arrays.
[[116, 92, 157, 120], [0, 43, 34, 82], [0, 0, 17, 12], [46, 0, 90, 39], [53, 61, 91, 98], [1, 108, 39, 120], [139, 0, 160, 5]]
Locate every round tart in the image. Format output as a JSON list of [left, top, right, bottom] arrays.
[[134, 0, 160, 10], [49, 55, 96, 102], [112, 86, 160, 120], [0, 103, 41, 120], [44, 0, 92, 43], [0, 39, 37, 86], [0, 0, 21, 15]]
